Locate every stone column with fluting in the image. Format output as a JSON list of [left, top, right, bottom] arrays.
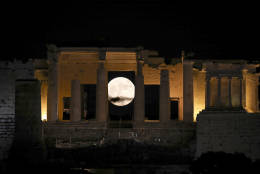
[[134, 59, 145, 126], [71, 80, 81, 122], [159, 68, 170, 123], [96, 53, 108, 123], [183, 60, 194, 122], [47, 44, 58, 122], [217, 76, 221, 108]]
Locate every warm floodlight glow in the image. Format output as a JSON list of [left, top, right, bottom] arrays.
[[108, 77, 135, 106], [42, 113, 47, 121]]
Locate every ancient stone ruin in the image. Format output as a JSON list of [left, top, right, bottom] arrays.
[[1, 45, 260, 165]]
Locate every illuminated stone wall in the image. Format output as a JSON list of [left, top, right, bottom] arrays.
[[34, 48, 260, 123], [54, 50, 185, 121]]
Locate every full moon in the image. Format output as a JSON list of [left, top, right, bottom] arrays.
[[108, 77, 135, 106]]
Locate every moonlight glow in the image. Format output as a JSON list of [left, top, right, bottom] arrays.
[[108, 77, 135, 106]]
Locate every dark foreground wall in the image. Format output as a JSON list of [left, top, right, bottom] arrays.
[[9, 80, 45, 163], [43, 121, 196, 165], [0, 68, 15, 160], [0, 60, 35, 161], [44, 122, 196, 148], [196, 110, 260, 160]]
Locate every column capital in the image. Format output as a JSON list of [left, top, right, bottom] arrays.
[[136, 47, 144, 61], [159, 63, 168, 70], [98, 49, 107, 60], [97, 60, 106, 70], [137, 59, 144, 64], [206, 75, 211, 81], [137, 59, 144, 76], [227, 76, 232, 80], [216, 76, 221, 80], [98, 59, 106, 64]]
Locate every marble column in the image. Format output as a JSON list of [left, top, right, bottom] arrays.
[[205, 75, 211, 109], [71, 80, 81, 122], [47, 45, 58, 122], [183, 61, 194, 122], [239, 77, 243, 108], [96, 60, 108, 122], [160, 68, 170, 123], [242, 70, 247, 109], [134, 60, 145, 125], [228, 76, 232, 107]]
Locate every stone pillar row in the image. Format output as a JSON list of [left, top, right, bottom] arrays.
[[47, 49, 194, 123], [205, 75, 243, 109]]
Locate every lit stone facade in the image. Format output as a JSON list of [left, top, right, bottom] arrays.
[[34, 46, 259, 123], [1, 46, 260, 160]]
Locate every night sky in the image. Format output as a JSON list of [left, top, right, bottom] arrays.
[[1, 1, 260, 61]]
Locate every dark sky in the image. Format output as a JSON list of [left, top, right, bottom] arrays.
[[2, 1, 260, 61]]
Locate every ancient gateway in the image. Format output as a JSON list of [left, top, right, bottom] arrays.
[[1, 45, 260, 161], [36, 46, 259, 122]]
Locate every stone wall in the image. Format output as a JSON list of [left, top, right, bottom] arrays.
[[0, 66, 15, 160], [43, 121, 196, 150], [0, 60, 35, 160], [196, 111, 260, 160]]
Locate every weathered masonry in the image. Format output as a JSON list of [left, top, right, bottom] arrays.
[[1, 45, 260, 161]]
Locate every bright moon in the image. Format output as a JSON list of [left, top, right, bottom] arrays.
[[108, 77, 135, 106]]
